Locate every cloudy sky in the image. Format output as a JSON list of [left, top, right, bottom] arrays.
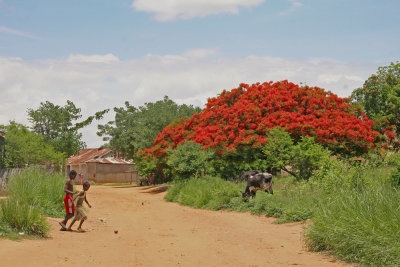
[[0, 0, 399, 147]]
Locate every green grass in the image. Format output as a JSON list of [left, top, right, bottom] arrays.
[[7, 168, 66, 217], [0, 168, 66, 238], [305, 185, 400, 267], [0, 199, 49, 237], [165, 175, 316, 223], [165, 163, 400, 266]]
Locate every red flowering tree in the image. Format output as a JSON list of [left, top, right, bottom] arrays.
[[141, 81, 379, 162]]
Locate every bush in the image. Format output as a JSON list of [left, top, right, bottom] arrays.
[[167, 141, 215, 180], [262, 127, 293, 171], [210, 146, 267, 180], [290, 137, 330, 180]]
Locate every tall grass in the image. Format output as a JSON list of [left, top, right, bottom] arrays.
[[165, 175, 316, 223], [305, 184, 400, 266], [165, 162, 400, 265], [0, 168, 66, 238], [0, 199, 49, 237], [7, 168, 66, 217]]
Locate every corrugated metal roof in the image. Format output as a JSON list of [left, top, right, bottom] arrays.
[[67, 148, 133, 165], [67, 148, 112, 164], [86, 158, 133, 165]]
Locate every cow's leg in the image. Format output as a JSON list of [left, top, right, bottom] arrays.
[[249, 186, 257, 198], [241, 185, 251, 201], [263, 181, 273, 194]]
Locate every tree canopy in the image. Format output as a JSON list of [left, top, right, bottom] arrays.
[[0, 122, 65, 168], [142, 81, 378, 158], [28, 100, 108, 157], [97, 96, 201, 159], [351, 62, 400, 142]]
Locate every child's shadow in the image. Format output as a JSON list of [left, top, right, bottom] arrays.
[[68, 229, 87, 233]]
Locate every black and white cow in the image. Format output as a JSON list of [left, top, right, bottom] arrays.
[[240, 171, 273, 200]]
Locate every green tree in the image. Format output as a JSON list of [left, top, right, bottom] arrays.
[[97, 96, 201, 159], [262, 128, 330, 180], [262, 128, 294, 172], [290, 136, 330, 180], [27, 100, 108, 157], [0, 122, 65, 168], [351, 62, 400, 138], [167, 141, 215, 180]]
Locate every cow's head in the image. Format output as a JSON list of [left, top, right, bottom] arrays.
[[240, 190, 250, 201]]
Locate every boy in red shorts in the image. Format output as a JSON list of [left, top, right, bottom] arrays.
[[59, 170, 78, 230]]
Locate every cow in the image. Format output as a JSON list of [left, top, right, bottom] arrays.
[[240, 171, 273, 200], [240, 170, 260, 181]]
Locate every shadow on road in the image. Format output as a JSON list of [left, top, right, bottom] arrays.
[[140, 185, 170, 194], [111, 185, 141, 189]]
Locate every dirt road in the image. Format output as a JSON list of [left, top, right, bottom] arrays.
[[0, 185, 348, 267]]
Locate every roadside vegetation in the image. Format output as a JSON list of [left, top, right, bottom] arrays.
[[1, 62, 399, 265], [165, 152, 400, 266], [0, 169, 65, 238], [150, 63, 400, 266]]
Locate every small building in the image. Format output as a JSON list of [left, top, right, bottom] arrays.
[[66, 148, 140, 184]]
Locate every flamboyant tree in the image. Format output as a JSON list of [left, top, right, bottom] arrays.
[[141, 81, 379, 159]]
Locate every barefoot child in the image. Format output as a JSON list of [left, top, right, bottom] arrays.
[[67, 181, 92, 232], [59, 170, 78, 230]]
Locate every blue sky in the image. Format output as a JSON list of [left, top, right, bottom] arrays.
[[1, 0, 399, 61], [0, 0, 399, 147]]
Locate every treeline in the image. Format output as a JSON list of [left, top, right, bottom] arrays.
[[0, 96, 201, 170], [0, 101, 108, 169], [133, 62, 400, 182]]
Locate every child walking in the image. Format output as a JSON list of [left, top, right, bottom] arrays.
[[59, 170, 78, 230], [67, 181, 92, 232]]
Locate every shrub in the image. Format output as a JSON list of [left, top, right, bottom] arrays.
[[290, 137, 330, 180], [210, 146, 268, 180], [167, 141, 215, 180], [262, 127, 293, 171]]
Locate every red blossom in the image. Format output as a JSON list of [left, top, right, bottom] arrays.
[[140, 81, 380, 157]]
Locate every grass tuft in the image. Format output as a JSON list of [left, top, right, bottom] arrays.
[[0, 168, 66, 238]]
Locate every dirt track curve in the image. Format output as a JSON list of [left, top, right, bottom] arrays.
[[0, 185, 349, 267]]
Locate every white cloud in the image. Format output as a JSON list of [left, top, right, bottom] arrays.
[[131, 0, 265, 21], [67, 54, 120, 63], [0, 25, 40, 39], [279, 0, 303, 16], [0, 50, 380, 147]]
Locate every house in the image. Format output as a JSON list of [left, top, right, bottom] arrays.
[[66, 148, 140, 184]]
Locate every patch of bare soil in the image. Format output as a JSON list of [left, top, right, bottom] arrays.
[[0, 185, 349, 267]]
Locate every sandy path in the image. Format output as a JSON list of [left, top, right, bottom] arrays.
[[0, 185, 348, 267]]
